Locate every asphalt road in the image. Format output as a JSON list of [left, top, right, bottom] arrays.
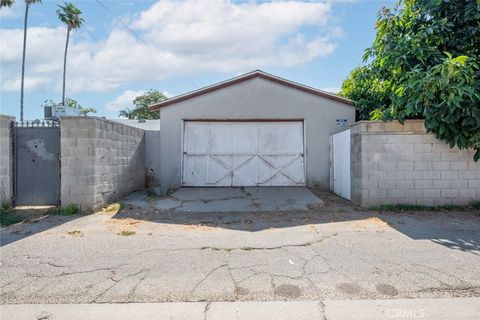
[[1, 201, 479, 304]]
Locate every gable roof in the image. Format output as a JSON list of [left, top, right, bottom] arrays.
[[149, 70, 354, 110]]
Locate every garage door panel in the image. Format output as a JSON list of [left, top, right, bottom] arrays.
[[184, 122, 210, 153], [183, 121, 305, 187], [255, 157, 273, 186], [232, 155, 256, 186], [183, 156, 207, 186], [257, 155, 304, 186], [232, 123, 257, 154], [207, 156, 232, 186], [209, 124, 233, 154], [257, 122, 303, 154], [282, 160, 305, 185]]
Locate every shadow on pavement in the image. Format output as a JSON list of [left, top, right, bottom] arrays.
[[112, 188, 480, 255], [0, 209, 84, 247]]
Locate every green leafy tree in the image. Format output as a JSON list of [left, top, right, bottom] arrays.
[[0, 0, 15, 6], [42, 98, 96, 116], [1, 0, 42, 121], [118, 89, 167, 119], [57, 2, 83, 106], [340, 0, 480, 160]]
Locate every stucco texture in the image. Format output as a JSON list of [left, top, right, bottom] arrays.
[[0, 116, 14, 204], [158, 76, 355, 194]]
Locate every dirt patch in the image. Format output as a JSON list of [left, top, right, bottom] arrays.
[[376, 283, 399, 296], [117, 230, 136, 236], [274, 284, 303, 299], [351, 217, 389, 231], [337, 282, 363, 295], [67, 230, 83, 237], [236, 287, 250, 296], [105, 218, 142, 227]]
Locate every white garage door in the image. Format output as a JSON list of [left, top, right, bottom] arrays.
[[183, 121, 305, 187]]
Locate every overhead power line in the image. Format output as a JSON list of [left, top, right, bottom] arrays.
[[95, 0, 199, 89]]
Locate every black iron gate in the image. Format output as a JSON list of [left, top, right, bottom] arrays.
[[13, 120, 60, 206]]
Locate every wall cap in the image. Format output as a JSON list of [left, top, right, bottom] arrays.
[[350, 120, 427, 133], [0, 115, 16, 121], [60, 116, 146, 133]]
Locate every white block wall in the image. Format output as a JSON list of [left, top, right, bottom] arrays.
[[351, 120, 480, 207]]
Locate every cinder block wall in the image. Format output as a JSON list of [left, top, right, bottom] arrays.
[[351, 120, 480, 207], [60, 117, 146, 211], [111, 119, 160, 187], [0, 116, 14, 204]]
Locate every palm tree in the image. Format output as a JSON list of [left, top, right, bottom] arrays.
[[1, 0, 41, 121], [0, 0, 15, 8], [118, 108, 135, 119], [56, 2, 83, 106]]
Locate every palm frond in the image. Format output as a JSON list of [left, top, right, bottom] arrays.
[[56, 1, 84, 30], [0, 0, 15, 8]]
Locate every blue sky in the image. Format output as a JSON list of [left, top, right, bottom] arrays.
[[0, 0, 394, 120]]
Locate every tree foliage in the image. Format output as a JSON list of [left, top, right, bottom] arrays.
[[43, 98, 96, 116], [56, 2, 83, 30], [118, 89, 167, 119], [340, 0, 480, 160], [0, 0, 15, 8]]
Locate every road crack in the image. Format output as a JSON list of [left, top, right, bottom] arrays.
[[191, 264, 228, 295]]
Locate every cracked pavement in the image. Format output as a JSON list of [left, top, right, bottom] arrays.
[[123, 187, 324, 212], [1, 191, 479, 304]]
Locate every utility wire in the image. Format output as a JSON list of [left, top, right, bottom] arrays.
[[94, 0, 199, 89], [83, 23, 127, 81]]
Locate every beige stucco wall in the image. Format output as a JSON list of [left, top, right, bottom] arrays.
[[158, 77, 356, 194], [351, 120, 480, 207], [0, 116, 14, 204], [60, 117, 146, 211]]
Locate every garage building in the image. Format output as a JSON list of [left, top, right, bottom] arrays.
[[150, 70, 355, 195]]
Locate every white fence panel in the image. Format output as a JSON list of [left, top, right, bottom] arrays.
[[331, 129, 351, 200]]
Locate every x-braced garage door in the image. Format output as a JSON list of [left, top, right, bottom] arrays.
[[13, 120, 61, 206], [183, 121, 305, 187]]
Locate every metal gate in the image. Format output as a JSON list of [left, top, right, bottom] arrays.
[[13, 120, 60, 206]]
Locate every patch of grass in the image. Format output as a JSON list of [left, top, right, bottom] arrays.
[[1, 201, 12, 212], [240, 247, 255, 251], [0, 211, 23, 226], [103, 202, 124, 213], [146, 189, 160, 199], [371, 203, 479, 212], [67, 230, 83, 236], [472, 202, 480, 210], [0, 201, 23, 226], [47, 204, 79, 216], [371, 204, 434, 211], [117, 230, 135, 236]]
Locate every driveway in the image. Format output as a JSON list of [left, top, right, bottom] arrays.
[[1, 190, 479, 304], [123, 187, 324, 212]]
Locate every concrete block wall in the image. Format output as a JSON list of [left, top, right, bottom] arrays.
[[111, 119, 160, 187], [60, 117, 145, 211], [351, 120, 480, 207], [0, 116, 14, 204]]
